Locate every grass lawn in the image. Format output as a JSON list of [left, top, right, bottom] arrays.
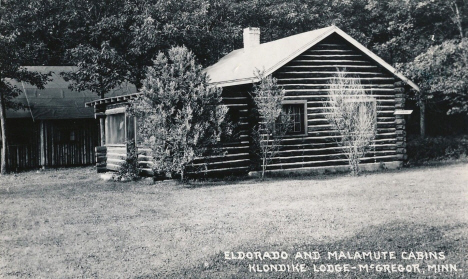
[[0, 163, 467, 278]]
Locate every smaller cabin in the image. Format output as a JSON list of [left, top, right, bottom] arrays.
[[2, 66, 136, 171]]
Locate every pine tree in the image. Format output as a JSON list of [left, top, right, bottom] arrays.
[[130, 46, 228, 181]]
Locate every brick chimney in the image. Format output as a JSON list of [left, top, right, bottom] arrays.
[[243, 27, 260, 51]]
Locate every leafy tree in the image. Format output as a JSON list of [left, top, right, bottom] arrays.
[[250, 70, 287, 179], [129, 46, 228, 181], [62, 41, 128, 99], [324, 70, 377, 176], [0, 1, 49, 174], [402, 38, 468, 113]]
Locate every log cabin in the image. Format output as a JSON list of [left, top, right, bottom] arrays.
[[2, 66, 136, 171], [86, 25, 419, 177]]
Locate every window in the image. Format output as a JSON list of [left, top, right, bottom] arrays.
[[281, 101, 307, 135], [106, 113, 125, 144]]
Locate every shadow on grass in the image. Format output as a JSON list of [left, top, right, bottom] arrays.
[[153, 221, 468, 279]]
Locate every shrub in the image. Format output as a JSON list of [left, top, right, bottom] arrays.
[[113, 141, 141, 181], [324, 70, 377, 175], [129, 46, 228, 181], [406, 135, 468, 164], [250, 70, 287, 180]]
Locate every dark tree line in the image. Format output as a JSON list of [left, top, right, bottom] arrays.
[[0, 0, 467, 173]]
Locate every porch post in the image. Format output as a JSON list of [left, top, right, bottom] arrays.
[[96, 113, 106, 146]]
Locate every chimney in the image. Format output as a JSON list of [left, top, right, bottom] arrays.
[[243, 27, 260, 51]]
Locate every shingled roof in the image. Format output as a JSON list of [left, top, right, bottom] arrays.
[[6, 66, 136, 120], [205, 25, 419, 91]]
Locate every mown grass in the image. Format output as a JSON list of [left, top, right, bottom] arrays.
[[0, 164, 467, 278]]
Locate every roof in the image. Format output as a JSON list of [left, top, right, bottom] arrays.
[[6, 66, 137, 120], [85, 93, 142, 107], [205, 25, 419, 91]]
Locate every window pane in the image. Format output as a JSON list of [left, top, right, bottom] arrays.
[[282, 103, 305, 134], [106, 113, 125, 144]]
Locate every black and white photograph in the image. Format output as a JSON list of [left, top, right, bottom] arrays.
[[0, 0, 467, 278]]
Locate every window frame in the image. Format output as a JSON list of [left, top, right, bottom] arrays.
[[281, 100, 308, 137], [105, 107, 127, 146]]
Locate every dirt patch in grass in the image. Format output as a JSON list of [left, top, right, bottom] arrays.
[[0, 164, 467, 278]]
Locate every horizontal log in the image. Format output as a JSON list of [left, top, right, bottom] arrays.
[[265, 155, 401, 170], [107, 153, 127, 161], [251, 161, 403, 176], [187, 166, 249, 174], [97, 167, 107, 173], [270, 150, 397, 163], [106, 163, 121, 171], [273, 144, 397, 155], [106, 147, 126, 153], [283, 65, 378, 69], [96, 162, 107, 168], [95, 146, 107, 152], [298, 54, 363, 58], [260, 134, 396, 145], [284, 88, 395, 92], [278, 71, 383, 75], [96, 156, 107, 163], [278, 138, 396, 149], [140, 168, 154, 176], [138, 160, 153, 165], [107, 158, 125, 165], [138, 155, 152, 161], [308, 49, 355, 53], [190, 158, 250, 167], [284, 96, 396, 103], [280, 83, 394, 88], [277, 77, 394, 81]]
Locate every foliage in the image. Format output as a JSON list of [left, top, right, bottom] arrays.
[[113, 140, 141, 182], [250, 70, 287, 179], [324, 70, 377, 176], [62, 41, 128, 98], [401, 38, 468, 115], [406, 135, 468, 164], [129, 46, 228, 181], [0, 0, 49, 174]]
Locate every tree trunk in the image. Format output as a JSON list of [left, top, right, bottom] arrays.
[[0, 92, 7, 174], [420, 101, 426, 138], [262, 156, 266, 180]]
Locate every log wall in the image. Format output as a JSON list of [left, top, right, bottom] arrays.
[[93, 88, 252, 177], [187, 85, 251, 176], [265, 34, 404, 172]]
